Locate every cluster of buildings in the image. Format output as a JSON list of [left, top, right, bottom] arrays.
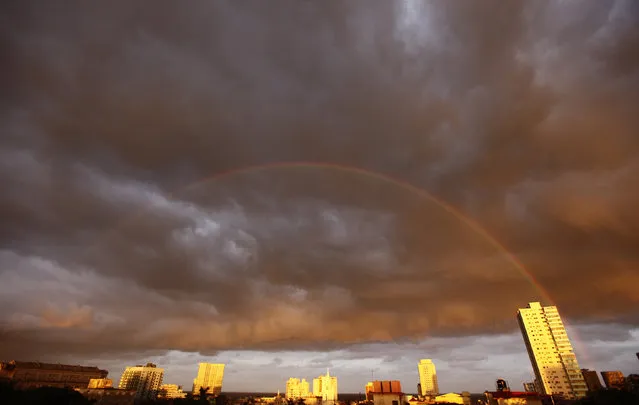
[[285, 370, 338, 403], [118, 362, 224, 400], [277, 302, 637, 405], [279, 361, 464, 405], [1, 302, 637, 405], [365, 379, 470, 405], [0, 360, 225, 404]]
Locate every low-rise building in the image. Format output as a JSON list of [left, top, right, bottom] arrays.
[[600, 371, 625, 390], [580, 369, 603, 392], [433, 392, 470, 405], [160, 383, 187, 399], [89, 378, 114, 389], [0, 360, 108, 389], [75, 388, 136, 405], [626, 374, 639, 393], [367, 380, 404, 405], [485, 391, 544, 405], [407, 396, 429, 405]]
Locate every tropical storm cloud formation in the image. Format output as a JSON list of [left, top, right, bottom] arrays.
[[1, 0, 638, 392]]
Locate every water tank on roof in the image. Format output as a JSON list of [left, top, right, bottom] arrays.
[[496, 379, 509, 392]]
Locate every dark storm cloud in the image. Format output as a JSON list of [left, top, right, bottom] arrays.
[[1, 0, 638, 371]]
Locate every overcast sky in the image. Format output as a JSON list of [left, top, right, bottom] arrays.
[[1, 0, 638, 394]]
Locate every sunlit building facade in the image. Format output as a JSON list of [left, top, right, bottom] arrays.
[[193, 363, 225, 396], [160, 383, 187, 399], [517, 302, 587, 399], [313, 370, 338, 401], [118, 363, 164, 400], [286, 377, 310, 399], [600, 371, 625, 390], [88, 378, 113, 388], [434, 392, 470, 404], [365, 382, 375, 400], [418, 359, 439, 396]]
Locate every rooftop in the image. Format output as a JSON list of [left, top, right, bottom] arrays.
[[1, 361, 107, 373]]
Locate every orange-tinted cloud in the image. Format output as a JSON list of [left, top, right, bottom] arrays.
[[0, 0, 638, 388]]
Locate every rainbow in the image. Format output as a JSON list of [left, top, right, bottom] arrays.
[[94, 160, 593, 363], [185, 161, 555, 305], [188, 161, 591, 364]]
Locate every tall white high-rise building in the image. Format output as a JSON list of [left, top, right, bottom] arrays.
[[192, 363, 225, 396], [286, 378, 310, 399], [417, 359, 439, 396], [118, 363, 164, 400], [517, 302, 588, 399], [312, 369, 338, 401]]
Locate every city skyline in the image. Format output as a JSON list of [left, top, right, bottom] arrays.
[[1, 0, 638, 398], [32, 322, 635, 394]]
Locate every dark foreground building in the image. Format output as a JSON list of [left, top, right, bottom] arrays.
[[0, 360, 108, 389], [581, 369, 603, 392]]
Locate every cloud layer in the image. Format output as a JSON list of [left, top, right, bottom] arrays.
[[1, 0, 638, 391]]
